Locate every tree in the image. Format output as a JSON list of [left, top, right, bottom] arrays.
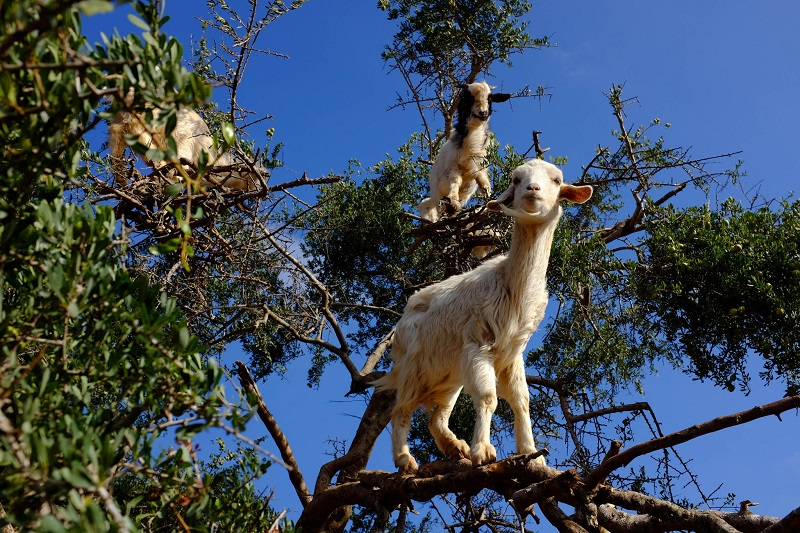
[[1, 1, 799, 532], [0, 2, 289, 531]]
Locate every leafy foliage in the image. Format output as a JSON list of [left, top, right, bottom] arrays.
[[300, 146, 432, 348], [0, 196, 246, 530], [634, 198, 800, 394], [379, 0, 549, 157], [0, 2, 282, 531], [379, 0, 545, 80]]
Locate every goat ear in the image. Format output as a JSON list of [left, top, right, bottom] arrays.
[[490, 93, 512, 103], [559, 184, 594, 204], [487, 185, 515, 211]]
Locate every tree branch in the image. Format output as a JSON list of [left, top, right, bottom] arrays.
[[762, 506, 800, 533], [310, 389, 395, 532], [583, 395, 800, 489], [235, 361, 312, 508]]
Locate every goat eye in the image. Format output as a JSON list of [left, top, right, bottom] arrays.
[[512, 177, 521, 185]]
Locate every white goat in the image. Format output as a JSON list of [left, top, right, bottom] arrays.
[[417, 81, 511, 222], [374, 159, 593, 472], [109, 106, 260, 191]]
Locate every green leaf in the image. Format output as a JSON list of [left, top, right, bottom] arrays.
[[221, 122, 236, 147], [77, 0, 114, 16], [164, 183, 184, 196], [127, 13, 150, 31], [178, 326, 190, 348], [149, 238, 181, 255]]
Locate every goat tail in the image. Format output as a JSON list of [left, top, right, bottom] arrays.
[[370, 370, 397, 392]]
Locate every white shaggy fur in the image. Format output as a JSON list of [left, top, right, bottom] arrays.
[[109, 106, 260, 191], [417, 82, 510, 222], [375, 159, 593, 473]]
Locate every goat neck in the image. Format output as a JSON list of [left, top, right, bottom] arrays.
[[502, 214, 560, 306], [456, 117, 489, 154]]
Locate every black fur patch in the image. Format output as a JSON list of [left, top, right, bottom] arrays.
[[453, 86, 475, 147]]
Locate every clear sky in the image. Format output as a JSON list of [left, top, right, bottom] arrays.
[[84, 0, 800, 528]]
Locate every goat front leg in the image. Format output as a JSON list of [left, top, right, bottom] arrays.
[[443, 172, 464, 214], [464, 344, 498, 467], [108, 120, 133, 187], [427, 387, 470, 460], [498, 358, 545, 466], [417, 197, 440, 222], [474, 167, 492, 199]]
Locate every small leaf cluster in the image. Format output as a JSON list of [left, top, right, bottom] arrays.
[[380, 0, 547, 79]]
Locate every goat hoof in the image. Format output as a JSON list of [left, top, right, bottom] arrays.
[[470, 442, 497, 467], [441, 197, 460, 216], [514, 449, 547, 466], [395, 453, 419, 474], [442, 439, 470, 460]]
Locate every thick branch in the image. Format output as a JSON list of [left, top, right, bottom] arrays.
[[508, 469, 580, 516], [314, 390, 395, 494], [539, 499, 590, 533], [762, 506, 800, 533], [309, 389, 395, 532], [301, 455, 555, 532], [602, 486, 778, 533]]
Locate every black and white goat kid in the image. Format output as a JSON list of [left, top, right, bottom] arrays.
[[417, 82, 511, 221]]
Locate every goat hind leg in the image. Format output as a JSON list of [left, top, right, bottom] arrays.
[[427, 387, 470, 460], [474, 167, 492, 199], [444, 172, 464, 213], [390, 407, 419, 473]]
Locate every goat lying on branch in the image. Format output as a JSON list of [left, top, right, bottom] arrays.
[[375, 159, 593, 472], [109, 103, 262, 191]]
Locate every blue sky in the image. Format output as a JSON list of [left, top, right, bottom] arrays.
[[85, 0, 800, 528]]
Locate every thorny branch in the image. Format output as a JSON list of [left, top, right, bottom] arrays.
[[583, 394, 800, 490]]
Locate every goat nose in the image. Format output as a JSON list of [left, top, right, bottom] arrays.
[[527, 183, 541, 191]]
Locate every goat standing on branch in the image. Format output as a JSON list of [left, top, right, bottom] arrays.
[[109, 101, 262, 191], [417, 82, 511, 221], [375, 159, 593, 473]]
